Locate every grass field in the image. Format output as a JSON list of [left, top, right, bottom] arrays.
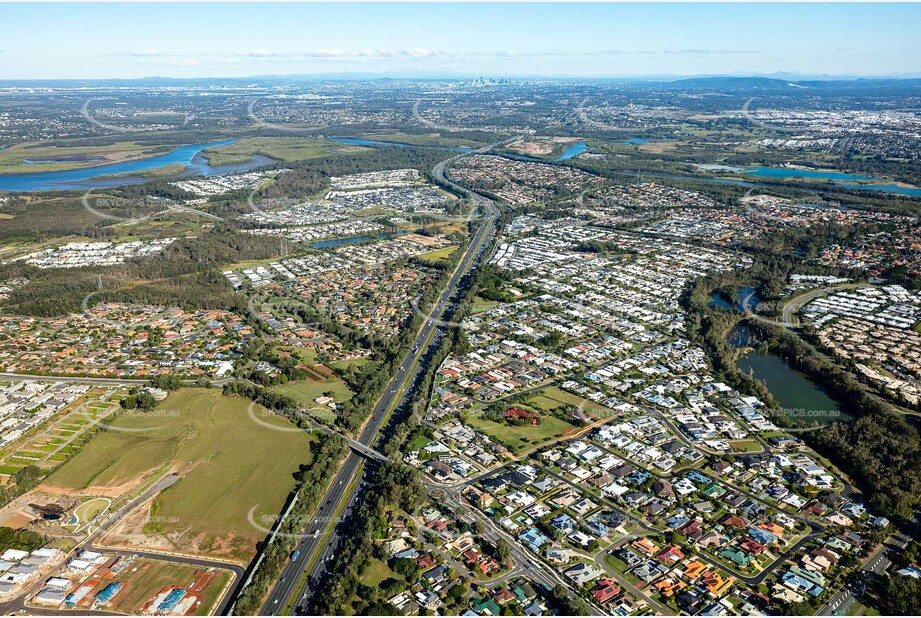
[[466, 412, 578, 453], [0, 141, 169, 175], [273, 377, 353, 407], [470, 295, 499, 315], [524, 386, 610, 417], [415, 245, 458, 266], [42, 388, 316, 560], [358, 131, 486, 149], [202, 137, 366, 165], [345, 558, 403, 614]]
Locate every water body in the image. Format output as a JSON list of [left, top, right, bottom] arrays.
[[0, 139, 272, 192], [741, 166, 877, 182], [641, 172, 755, 188], [732, 166, 921, 197], [709, 287, 761, 312], [327, 137, 473, 152], [310, 231, 404, 249], [618, 137, 650, 145], [553, 142, 588, 162], [731, 322, 849, 425], [838, 182, 921, 198]]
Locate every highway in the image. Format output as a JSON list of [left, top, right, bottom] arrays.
[[817, 523, 915, 616], [259, 145, 501, 615]]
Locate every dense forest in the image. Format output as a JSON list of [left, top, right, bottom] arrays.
[[0, 229, 284, 316]]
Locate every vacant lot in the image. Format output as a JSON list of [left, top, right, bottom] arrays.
[[525, 386, 610, 417], [466, 411, 578, 453], [41, 388, 315, 560], [415, 245, 458, 266]]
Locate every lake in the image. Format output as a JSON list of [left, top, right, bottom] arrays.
[[327, 137, 473, 152], [732, 323, 849, 426], [0, 139, 273, 192], [554, 142, 588, 162]]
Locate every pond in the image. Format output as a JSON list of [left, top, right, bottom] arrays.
[[731, 322, 850, 426], [709, 287, 761, 312], [553, 142, 588, 162]]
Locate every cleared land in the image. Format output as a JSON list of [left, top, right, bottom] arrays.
[[524, 386, 611, 417], [465, 411, 578, 453], [30, 557, 232, 616], [40, 388, 316, 561], [415, 245, 458, 266]]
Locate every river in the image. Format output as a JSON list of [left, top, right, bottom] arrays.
[[553, 142, 588, 162], [0, 139, 273, 192]]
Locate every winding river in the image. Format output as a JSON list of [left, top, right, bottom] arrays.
[[0, 139, 273, 192]]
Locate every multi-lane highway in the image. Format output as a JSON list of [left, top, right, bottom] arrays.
[[817, 524, 914, 616], [259, 147, 501, 615]]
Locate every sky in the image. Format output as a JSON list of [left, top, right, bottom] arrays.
[[1, 3, 920, 80]]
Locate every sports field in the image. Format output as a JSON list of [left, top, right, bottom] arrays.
[[41, 388, 316, 560]]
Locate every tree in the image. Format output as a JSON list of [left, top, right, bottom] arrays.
[[877, 574, 921, 615], [494, 540, 512, 565]]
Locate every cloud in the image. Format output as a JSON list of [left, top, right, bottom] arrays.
[[113, 50, 178, 58], [104, 47, 762, 66], [140, 58, 202, 67], [590, 49, 761, 57], [212, 48, 454, 60], [667, 49, 762, 56]]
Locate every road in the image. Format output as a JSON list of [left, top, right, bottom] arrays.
[[436, 487, 607, 616], [260, 145, 502, 616], [0, 372, 148, 386], [817, 525, 914, 616]]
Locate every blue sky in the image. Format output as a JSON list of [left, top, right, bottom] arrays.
[[1, 3, 919, 79]]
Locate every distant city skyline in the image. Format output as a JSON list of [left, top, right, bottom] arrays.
[[1, 3, 920, 80]]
